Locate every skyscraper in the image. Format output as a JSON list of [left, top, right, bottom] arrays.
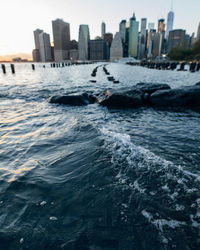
[[168, 29, 187, 53], [52, 19, 70, 61], [128, 13, 139, 58], [158, 19, 165, 33], [148, 23, 155, 31], [138, 18, 147, 59], [197, 22, 200, 40], [110, 32, 123, 61], [78, 25, 90, 60], [166, 11, 174, 39], [119, 20, 126, 44], [33, 29, 43, 62], [39, 32, 53, 62], [101, 22, 106, 39]]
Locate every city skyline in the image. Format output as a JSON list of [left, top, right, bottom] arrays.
[[0, 0, 200, 58]]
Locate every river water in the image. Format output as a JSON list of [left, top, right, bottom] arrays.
[[0, 63, 200, 249]]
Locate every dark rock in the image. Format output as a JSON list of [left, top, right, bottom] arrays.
[[98, 83, 170, 108], [49, 93, 96, 106], [195, 82, 200, 86], [150, 85, 200, 108], [113, 80, 120, 84], [108, 76, 115, 81], [90, 80, 97, 83]]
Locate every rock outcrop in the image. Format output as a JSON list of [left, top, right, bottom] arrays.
[[49, 93, 96, 106], [98, 83, 170, 108]]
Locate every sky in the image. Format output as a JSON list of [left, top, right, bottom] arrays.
[[0, 0, 200, 57]]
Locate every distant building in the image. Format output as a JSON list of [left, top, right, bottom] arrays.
[[69, 50, 79, 61], [33, 29, 43, 62], [39, 32, 53, 62], [110, 32, 123, 61], [148, 23, 155, 31], [69, 40, 78, 50], [147, 29, 156, 57], [32, 49, 40, 62], [158, 19, 165, 33], [119, 20, 126, 44], [78, 25, 90, 60], [152, 32, 163, 58], [52, 19, 70, 61], [166, 11, 174, 39], [168, 29, 187, 53], [197, 22, 200, 41], [138, 18, 147, 59], [103, 33, 113, 47], [101, 22, 106, 39], [89, 39, 107, 60], [128, 14, 139, 58]]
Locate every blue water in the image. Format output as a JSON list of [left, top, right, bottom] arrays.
[[0, 63, 200, 249]]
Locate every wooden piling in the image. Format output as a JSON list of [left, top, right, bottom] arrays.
[[10, 64, 15, 74], [1, 64, 6, 74]]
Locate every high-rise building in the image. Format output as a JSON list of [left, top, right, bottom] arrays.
[[166, 11, 174, 39], [197, 22, 200, 40], [119, 20, 126, 44], [39, 32, 53, 62], [33, 29, 43, 62], [78, 25, 90, 61], [52, 19, 70, 61], [148, 23, 155, 31], [89, 39, 107, 60], [168, 29, 186, 53], [158, 19, 165, 33], [128, 14, 139, 58], [138, 18, 147, 59], [152, 32, 163, 58], [147, 29, 156, 57], [110, 32, 123, 61], [101, 22, 106, 39]]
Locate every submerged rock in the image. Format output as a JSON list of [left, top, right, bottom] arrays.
[[49, 93, 96, 106], [98, 83, 170, 108]]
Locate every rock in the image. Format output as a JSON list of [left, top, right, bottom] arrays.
[[98, 83, 170, 108], [113, 80, 120, 84], [108, 76, 115, 81], [195, 82, 200, 86], [49, 93, 96, 106], [150, 85, 200, 108]]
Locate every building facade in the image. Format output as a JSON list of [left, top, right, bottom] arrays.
[[168, 29, 186, 53], [89, 39, 107, 60], [197, 22, 200, 41], [128, 14, 139, 58], [158, 19, 165, 33], [78, 25, 90, 61], [39, 32, 53, 62], [110, 32, 123, 61], [33, 29, 43, 62], [101, 22, 106, 39], [166, 11, 174, 39], [52, 19, 70, 61]]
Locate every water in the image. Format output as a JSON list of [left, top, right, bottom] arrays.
[[0, 63, 200, 249]]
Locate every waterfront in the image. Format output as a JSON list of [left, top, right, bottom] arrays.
[[0, 63, 200, 249]]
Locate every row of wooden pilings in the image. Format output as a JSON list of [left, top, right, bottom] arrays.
[[127, 61, 200, 72], [0, 61, 96, 74]]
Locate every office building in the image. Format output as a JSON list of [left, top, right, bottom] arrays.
[[101, 22, 106, 39], [52, 19, 70, 61], [158, 19, 165, 33], [148, 23, 155, 31], [152, 32, 163, 57], [33, 29, 43, 62], [39, 32, 53, 62], [69, 50, 79, 61], [128, 14, 139, 58], [78, 25, 90, 60], [110, 32, 123, 61], [166, 11, 174, 39], [89, 39, 107, 60], [168, 29, 186, 53]]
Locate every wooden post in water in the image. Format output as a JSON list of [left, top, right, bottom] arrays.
[[10, 64, 15, 74], [1, 64, 6, 74], [32, 64, 35, 70]]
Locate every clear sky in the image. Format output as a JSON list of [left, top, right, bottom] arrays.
[[0, 0, 199, 56]]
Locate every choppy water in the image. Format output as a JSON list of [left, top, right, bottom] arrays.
[[0, 63, 200, 249]]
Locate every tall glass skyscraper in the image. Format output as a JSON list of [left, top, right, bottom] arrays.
[[101, 22, 106, 39], [166, 11, 174, 39], [197, 22, 200, 40], [110, 32, 123, 61], [128, 14, 139, 58], [78, 25, 90, 61], [52, 19, 70, 61]]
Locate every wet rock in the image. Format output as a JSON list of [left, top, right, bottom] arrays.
[[98, 83, 170, 108], [195, 82, 200, 86], [113, 80, 120, 84], [108, 76, 115, 81], [49, 93, 96, 106], [150, 85, 200, 108]]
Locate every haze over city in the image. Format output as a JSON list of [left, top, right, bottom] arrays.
[[0, 0, 200, 59]]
